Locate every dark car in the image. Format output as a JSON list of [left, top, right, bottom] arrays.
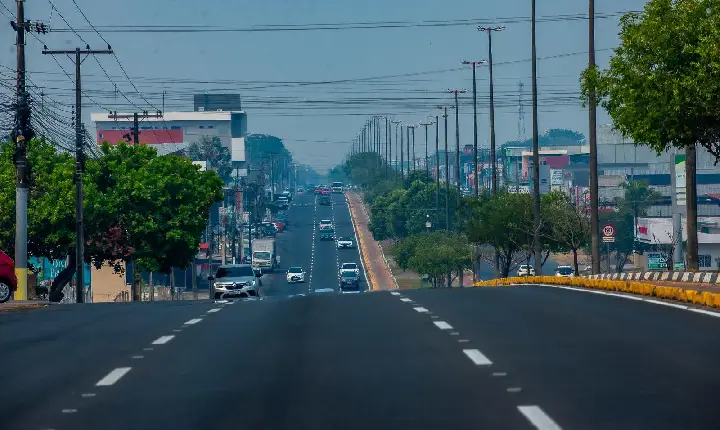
[[319, 228, 335, 241], [340, 271, 360, 291], [318, 195, 332, 206], [0, 250, 17, 303]]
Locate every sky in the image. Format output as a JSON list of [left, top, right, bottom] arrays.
[[0, 0, 650, 173]]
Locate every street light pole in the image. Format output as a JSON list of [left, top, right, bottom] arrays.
[[462, 60, 486, 197], [478, 26, 505, 196], [447, 89, 467, 207]]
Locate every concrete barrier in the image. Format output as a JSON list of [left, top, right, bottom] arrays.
[[473, 276, 720, 309], [587, 271, 720, 284]]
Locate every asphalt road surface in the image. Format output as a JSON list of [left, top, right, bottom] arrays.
[[3, 195, 720, 429]]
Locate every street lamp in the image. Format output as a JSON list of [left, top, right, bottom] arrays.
[[425, 214, 432, 232]]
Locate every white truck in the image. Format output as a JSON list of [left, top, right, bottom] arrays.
[[252, 238, 279, 272]]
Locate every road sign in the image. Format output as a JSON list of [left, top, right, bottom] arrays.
[[647, 252, 667, 270], [602, 224, 615, 238]]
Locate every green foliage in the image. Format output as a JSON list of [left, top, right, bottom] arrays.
[[245, 134, 292, 165], [580, 0, 720, 159], [390, 232, 471, 281], [186, 136, 232, 182], [541, 192, 590, 274]]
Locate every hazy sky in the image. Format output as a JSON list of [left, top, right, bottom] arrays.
[[0, 0, 648, 173]]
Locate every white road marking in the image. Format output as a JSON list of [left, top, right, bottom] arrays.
[[463, 349, 493, 365], [390, 292, 401, 296], [143, 347, 154, 351], [184, 318, 203, 325], [96, 367, 132, 386], [413, 307, 429, 313], [131, 355, 144, 359], [507, 387, 522, 393], [492, 372, 507, 377], [61, 409, 77, 414], [433, 321, 453, 330], [458, 339, 470, 343], [81, 393, 96, 398], [173, 329, 182, 332], [400, 298, 413, 303], [431, 315, 439, 319], [688, 308, 720, 318], [517, 405, 563, 430], [207, 308, 221, 313], [449, 331, 460, 336], [152, 335, 175, 345]]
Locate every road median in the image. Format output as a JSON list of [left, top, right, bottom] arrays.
[[474, 276, 720, 309]]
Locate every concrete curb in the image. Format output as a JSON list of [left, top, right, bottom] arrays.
[[473, 276, 720, 309], [346, 192, 376, 290], [587, 271, 720, 284]]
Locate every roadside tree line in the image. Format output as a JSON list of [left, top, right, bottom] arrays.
[[0, 138, 223, 301]]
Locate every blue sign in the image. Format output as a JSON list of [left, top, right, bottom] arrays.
[[29, 257, 91, 288]]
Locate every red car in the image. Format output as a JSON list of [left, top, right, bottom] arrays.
[[321, 189, 330, 196], [272, 221, 285, 232], [314, 186, 323, 195], [0, 250, 18, 303]]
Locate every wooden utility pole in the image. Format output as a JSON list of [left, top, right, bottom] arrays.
[[531, 0, 542, 275], [478, 26, 505, 196], [587, 0, 601, 274], [462, 60, 486, 197]]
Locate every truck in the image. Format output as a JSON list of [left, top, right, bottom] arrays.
[[332, 181, 344, 193], [251, 238, 279, 272]]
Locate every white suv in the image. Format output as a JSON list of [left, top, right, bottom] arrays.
[[286, 267, 306, 283], [517, 265, 535, 277], [319, 219, 333, 230], [339, 262, 360, 276]]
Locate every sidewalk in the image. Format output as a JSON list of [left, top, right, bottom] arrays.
[[0, 301, 49, 313], [346, 192, 398, 290]]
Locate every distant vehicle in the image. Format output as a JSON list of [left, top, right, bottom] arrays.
[[340, 271, 360, 291], [517, 265, 535, 277], [321, 188, 331, 196], [555, 265, 574, 277], [276, 195, 289, 209], [297, 187, 305, 194], [252, 238, 279, 272], [339, 262, 360, 276], [319, 228, 335, 241], [319, 219, 333, 230], [337, 237, 354, 249], [314, 186, 323, 195], [272, 221, 285, 232], [318, 195, 332, 206], [286, 267, 306, 283], [0, 249, 17, 303], [332, 182, 344, 193], [282, 190, 292, 202], [261, 223, 277, 237], [209, 264, 263, 299]]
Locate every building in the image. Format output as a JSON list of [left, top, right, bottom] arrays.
[[636, 217, 720, 270]]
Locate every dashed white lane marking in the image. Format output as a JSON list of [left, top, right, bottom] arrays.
[[449, 331, 460, 336], [173, 329, 182, 332], [433, 321, 453, 330], [430, 315, 439, 319], [95, 367, 132, 386], [143, 347, 153, 351], [458, 339, 470, 343], [184, 318, 203, 325], [507, 387, 522, 393], [400, 298, 413, 303], [61, 409, 77, 414], [132, 355, 144, 359], [463, 349, 493, 365], [390, 292, 401, 296], [81, 393, 96, 398], [152, 335, 175, 345], [517, 405, 563, 430], [207, 308, 221, 313], [493, 372, 507, 377], [413, 307, 429, 313]]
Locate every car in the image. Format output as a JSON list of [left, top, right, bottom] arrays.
[[319, 229, 335, 241], [517, 264, 535, 277], [314, 186, 323, 195], [318, 195, 332, 206], [286, 267, 306, 283], [339, 262, 360, 275], [272, 221, 285, 232], [555, 265, 575, 277], [319, 219, 333, 230], [297, 187, 304, 194], [261, 223, 278, 237], [331, 182, 344, 193], [337, 237, 354, 249], [340, 271, 360, 291], [321, 189, 330, 196], [0, 249, 17, 303], [209, 264, 263, 300]]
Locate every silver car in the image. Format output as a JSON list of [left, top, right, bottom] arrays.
[[209, 264, 262, 300]]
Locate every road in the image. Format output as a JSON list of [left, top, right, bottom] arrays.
[[2, 194, 720, 429]]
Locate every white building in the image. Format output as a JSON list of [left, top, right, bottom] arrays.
[[637, 217, 720, 270]]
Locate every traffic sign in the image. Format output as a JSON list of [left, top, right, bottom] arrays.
[[602, 224, 615, 238]]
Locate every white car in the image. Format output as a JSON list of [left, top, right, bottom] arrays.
[[555, 265, 574, 277], [319, 219, 333, 230], [286, 267, 306, 283], [517, 265, 535, 277], [339, 262, 360, 276], [337, 237, 354, 249]]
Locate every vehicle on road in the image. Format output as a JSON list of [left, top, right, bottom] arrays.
[[276, 195, 289, 209], [282, 190, 292, 202], [319, 228, 335, 241], [319, 219, 333, 230], [336, 237, 354, 249], [209, 264, 263, 299], [0, 249, 17, 303], [252, 238, 279, 272], [318, 195, 332, 205], [339, 262, 360, 275], [340, 271, 360, 291], [321, 188, 330, 196], [517, 264, 535, 277], [261, 223, 278, 237], [272, 221, 285, 232], [314, 186, 323, 195], [286, 267, 306, 283], [331, 181, 344, 193], [297, 187, 304, 194], [555, 265, 575, 277]]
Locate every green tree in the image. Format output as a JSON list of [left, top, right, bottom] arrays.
[[390, 232, 471, 287], [542, 193, 590, 275], [186, 136, 232, 182], [581, 0, 720, 270]]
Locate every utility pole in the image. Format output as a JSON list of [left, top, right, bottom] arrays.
[[438, 106, 453, 230], [479, 26, 505, 196], [43, 45, 114, 303], [400, 123, 405, 182], [462, 60, 486, 197], [420, 121, 434, 179], [587, 0, 600, 275], [108, 110, 164, 144], [407, 125, 416, 173], [447, 89, 466, 206], [530, 0, 542, 275], [392, 120, 401, 183], [435, 116, 440, 228], [386, 117, 391, 178]]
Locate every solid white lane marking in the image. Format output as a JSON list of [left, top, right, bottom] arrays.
[[390, 292, 401, 296], [644, 299, 688, 309], [184, 318, 203, 325], [463, 349, 493, 365], [207, 308, 221, 313], [96, 367, 132, 386], [688, 308, 720, 318], [400, 298, 413, 303], [152, 335, 175, 345], [433, 321, 453, 330], [518, 405, 563, 430], [413, 307, 429, 313]]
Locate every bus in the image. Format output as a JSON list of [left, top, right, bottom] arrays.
[[331, 182, 344, 193]]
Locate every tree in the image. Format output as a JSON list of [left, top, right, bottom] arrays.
[[543, 193, 590, 275], [390, 232, 471, 287], [581, 0, 720, 270], [186, 136, 232, 182]]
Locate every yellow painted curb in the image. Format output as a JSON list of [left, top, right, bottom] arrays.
[[472, 276, 720, 309]]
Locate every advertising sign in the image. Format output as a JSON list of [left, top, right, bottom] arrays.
[[647, 252, 667, 270], [550, 169, 564, 186]]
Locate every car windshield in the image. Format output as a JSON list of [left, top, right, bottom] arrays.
[[288, 267, 303, 273], [339, 237, 351, 241], [253, 251, 271, 260], [342, 272, 357, 279], [558, 267, 573, 275], [215, 266, 254, 278], [332, 182, 343, 187], [322, 229, 334, 234], [321, 220, 331, 224], [342, 263, 357, 269], [520, 265, 532, 270]]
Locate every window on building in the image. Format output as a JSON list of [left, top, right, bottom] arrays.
[[699, 254, 712, 268], [199, 125, 205, 129], [207, 125, 214, 129], [171, 126, 181, 129]]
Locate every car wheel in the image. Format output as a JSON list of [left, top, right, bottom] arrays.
[[0, 281, 11, 303], [214, 292, 223, 300]]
